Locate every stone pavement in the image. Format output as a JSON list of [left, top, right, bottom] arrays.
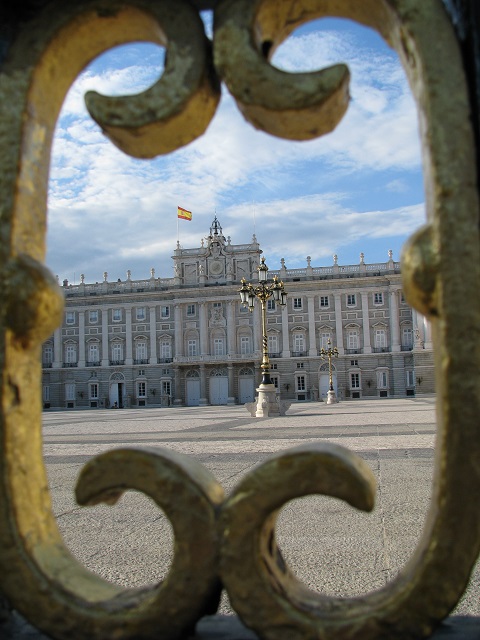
[[3, 398, 480, 638]]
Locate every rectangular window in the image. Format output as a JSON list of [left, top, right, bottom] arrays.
[[65, 344, 77, 363], [136, 307, 146, 321], [374, 292, 384, 305], [271, 375, 279, 389], [350, 359, 358, 367], [320, 296, 329, 307], [350, 372, 360, 389], [136, 341, 147, 360], [293, 298, 302, 309], [65, 383, 75, 401], [296, 362, 304, 369], [347, 330, 359, 349], [268, 334, 278, 354], [111, 342, 123, 361], [162, 380, 171, 396], [137, 382, 146, 398], [88, 343, 99, 362], [161, 305, 170, 319], [293, 334, 305, 352], [138, 369, 145, 376], [161, 341, 172, 358], [240, 336, 251, 354], [89, 383, 98, 400], [347, 294, 356, 306], [214, 337, 225, 356], [43, 345, 53, 364], [43, 385, 50, 402], [320, 333, 331, 349], [374, 329, 387, 348], [267, 299, 276, 311], [89, 310, 98, 323], [112, 308, 122, 322], [377, 371, 388, 388], [187, 339, 197, 356], [296, 375, 306, 391], [65, 311, 75, 325], [187, 304, 196, 316], [402, 327, 413, 347], [406, 370, 415, 387]]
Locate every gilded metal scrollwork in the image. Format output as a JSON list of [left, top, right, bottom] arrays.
[[1, 0, 479, 639]]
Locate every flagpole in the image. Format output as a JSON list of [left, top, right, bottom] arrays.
[[177, 211, 179, 244]]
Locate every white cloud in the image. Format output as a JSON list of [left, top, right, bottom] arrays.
[[47, 23, 424, 282]]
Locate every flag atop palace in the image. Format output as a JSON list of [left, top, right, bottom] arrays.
[[178, 206, 192, 221]]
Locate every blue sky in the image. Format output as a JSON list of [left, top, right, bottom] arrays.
[[47, 16, 424, 283]]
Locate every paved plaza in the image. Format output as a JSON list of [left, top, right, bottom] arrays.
[[5, 398, 480, 638]]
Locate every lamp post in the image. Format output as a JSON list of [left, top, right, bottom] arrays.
[[320, 339, 339, 404], [239, 257, 288, 417]]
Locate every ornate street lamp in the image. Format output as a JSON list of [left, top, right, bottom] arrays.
[[239, 257, 288, 417], [320, 338, 339, 404]]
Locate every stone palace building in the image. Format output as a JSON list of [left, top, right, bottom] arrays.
[[41, 217, 434, 409]]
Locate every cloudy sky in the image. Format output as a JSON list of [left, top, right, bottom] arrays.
[[47, 15, 425, 284]]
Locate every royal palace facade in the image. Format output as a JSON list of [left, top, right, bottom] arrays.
[[41, 217, 434, 409]]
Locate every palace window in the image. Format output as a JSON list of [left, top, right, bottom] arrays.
[[377, 370, 388, 389], [136, 307, 146, 321], [347, 294, 356, 306], [160, 341, 172, 359], [89, 383, 98, 400], [267, 299, 276, 311], [374, 328, 387, 349], [350, 372, 360, 389], [137, 382, 146, 398], [402, 327, 413, 348], [65, 383, 75, 402], [406, 370, 415, 387], [293, 298, 302, 309], [320, 296, 329, 307], [296, 362, 304, 369], [65, 344, 77, 364], [187, 339, 198, 357], [240, 336, 251, 354], [161, 305, 170, 319], [296, 375, 306, 391], [187, 304, 196, 316], [373, 292, 384, 305], [347, 329, 359, 350], [271, 375, 279, 389], [162, 380, 171, 396], [43, 345, 53, 365], [293, 333, 305, 353], [112, 308, 122, 322], [214, 337, 225, 356], [65, 311, 75, 325], [111, 342, 123, 361], [43, 386, 50, 402], [88, 343, 99, 362], [320, 332, 331, 349], [136, 341, 147, 360], [268, 334, 278, 355], [89, 310, 98, 323]]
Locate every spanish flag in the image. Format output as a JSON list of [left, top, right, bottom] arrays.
[[178, 206, 192, 221]]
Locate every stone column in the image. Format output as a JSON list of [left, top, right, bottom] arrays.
[[125, 308, 133, 365], [101, 307, 109, 366], [174, 304, 183, 357], [424, 317, 433, 350], [53, 327, 62, 368], [149, 306, 157, 364], [334, 293, 344, 354], [307, 295, 317, 356], [389, 289, 401, 352], [78, 311, 85, 367], [281, 304, 290, 357], [361, 292, 372, 354], [226, 301, 236, 355], [413, 310, 424, 351], [199, 302, 209, 355]]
